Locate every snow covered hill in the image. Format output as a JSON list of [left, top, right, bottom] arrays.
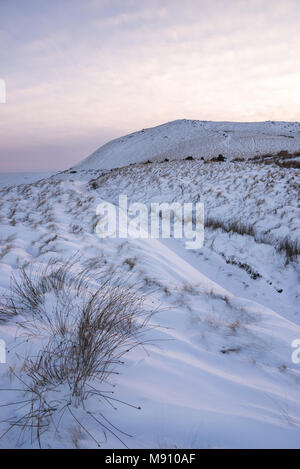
[[1, 154, 300, 448], [74, 120, 300, 170], [0, 122, 300, 448]]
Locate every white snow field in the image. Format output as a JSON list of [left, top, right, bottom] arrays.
[[0, 121, 300, 448], [0, 172, 55, 190], [74, 119, 300, 170]]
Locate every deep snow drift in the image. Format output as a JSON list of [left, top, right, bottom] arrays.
[[74, 119, 300, 170]]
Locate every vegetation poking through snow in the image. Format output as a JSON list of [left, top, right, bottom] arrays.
[[0, 259, 155, 448]]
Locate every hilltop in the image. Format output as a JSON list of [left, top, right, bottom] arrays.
[[74, 119, 300, 170]]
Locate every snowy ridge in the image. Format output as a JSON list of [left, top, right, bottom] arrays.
[[0, 160, 300, 447], [74, 119, 300, 170]]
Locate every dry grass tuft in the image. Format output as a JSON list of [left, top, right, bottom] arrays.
[[0, 258, 156, 447], [205, 216, 299, 263], [205, 217, 255, 237], [276, 160, 300, 169]]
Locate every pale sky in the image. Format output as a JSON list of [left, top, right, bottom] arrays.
[[0, 0, 299, 171]]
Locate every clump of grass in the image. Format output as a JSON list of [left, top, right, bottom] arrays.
[[233, 157, 245, 162], [89, 179, 99, 190], [205, 217, 255, 237], [276, 160, 300, 169], [123, 257, 137, 270], [276, 237, 300, 262], [2, 243, 14, 256], [205, 216, 299, 263], [211, 155, 226, 162], [0, 258, 155, 447], [277, 150, 290, 157], [251, 151, 298, 165]]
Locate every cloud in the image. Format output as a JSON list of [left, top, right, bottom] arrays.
[[100, 8, 167, 27], [0, 0, 299, 170]]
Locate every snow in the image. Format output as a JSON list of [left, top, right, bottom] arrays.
[[0, 172, 56, 189], [0, 122, 300, 448], [74, 119, 300, 171]]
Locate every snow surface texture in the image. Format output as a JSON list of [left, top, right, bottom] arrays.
[[0, 123, 300, 448], [74, 119, 300, 170], [0, 172, 55, 190]]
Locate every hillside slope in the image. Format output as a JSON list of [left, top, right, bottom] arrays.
[[74, 119, 300, 170], [0, 158, 300, 448]]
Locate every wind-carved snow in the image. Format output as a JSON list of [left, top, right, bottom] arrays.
[[74, 119, 300, 170], [0, 124, 300, 448]]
